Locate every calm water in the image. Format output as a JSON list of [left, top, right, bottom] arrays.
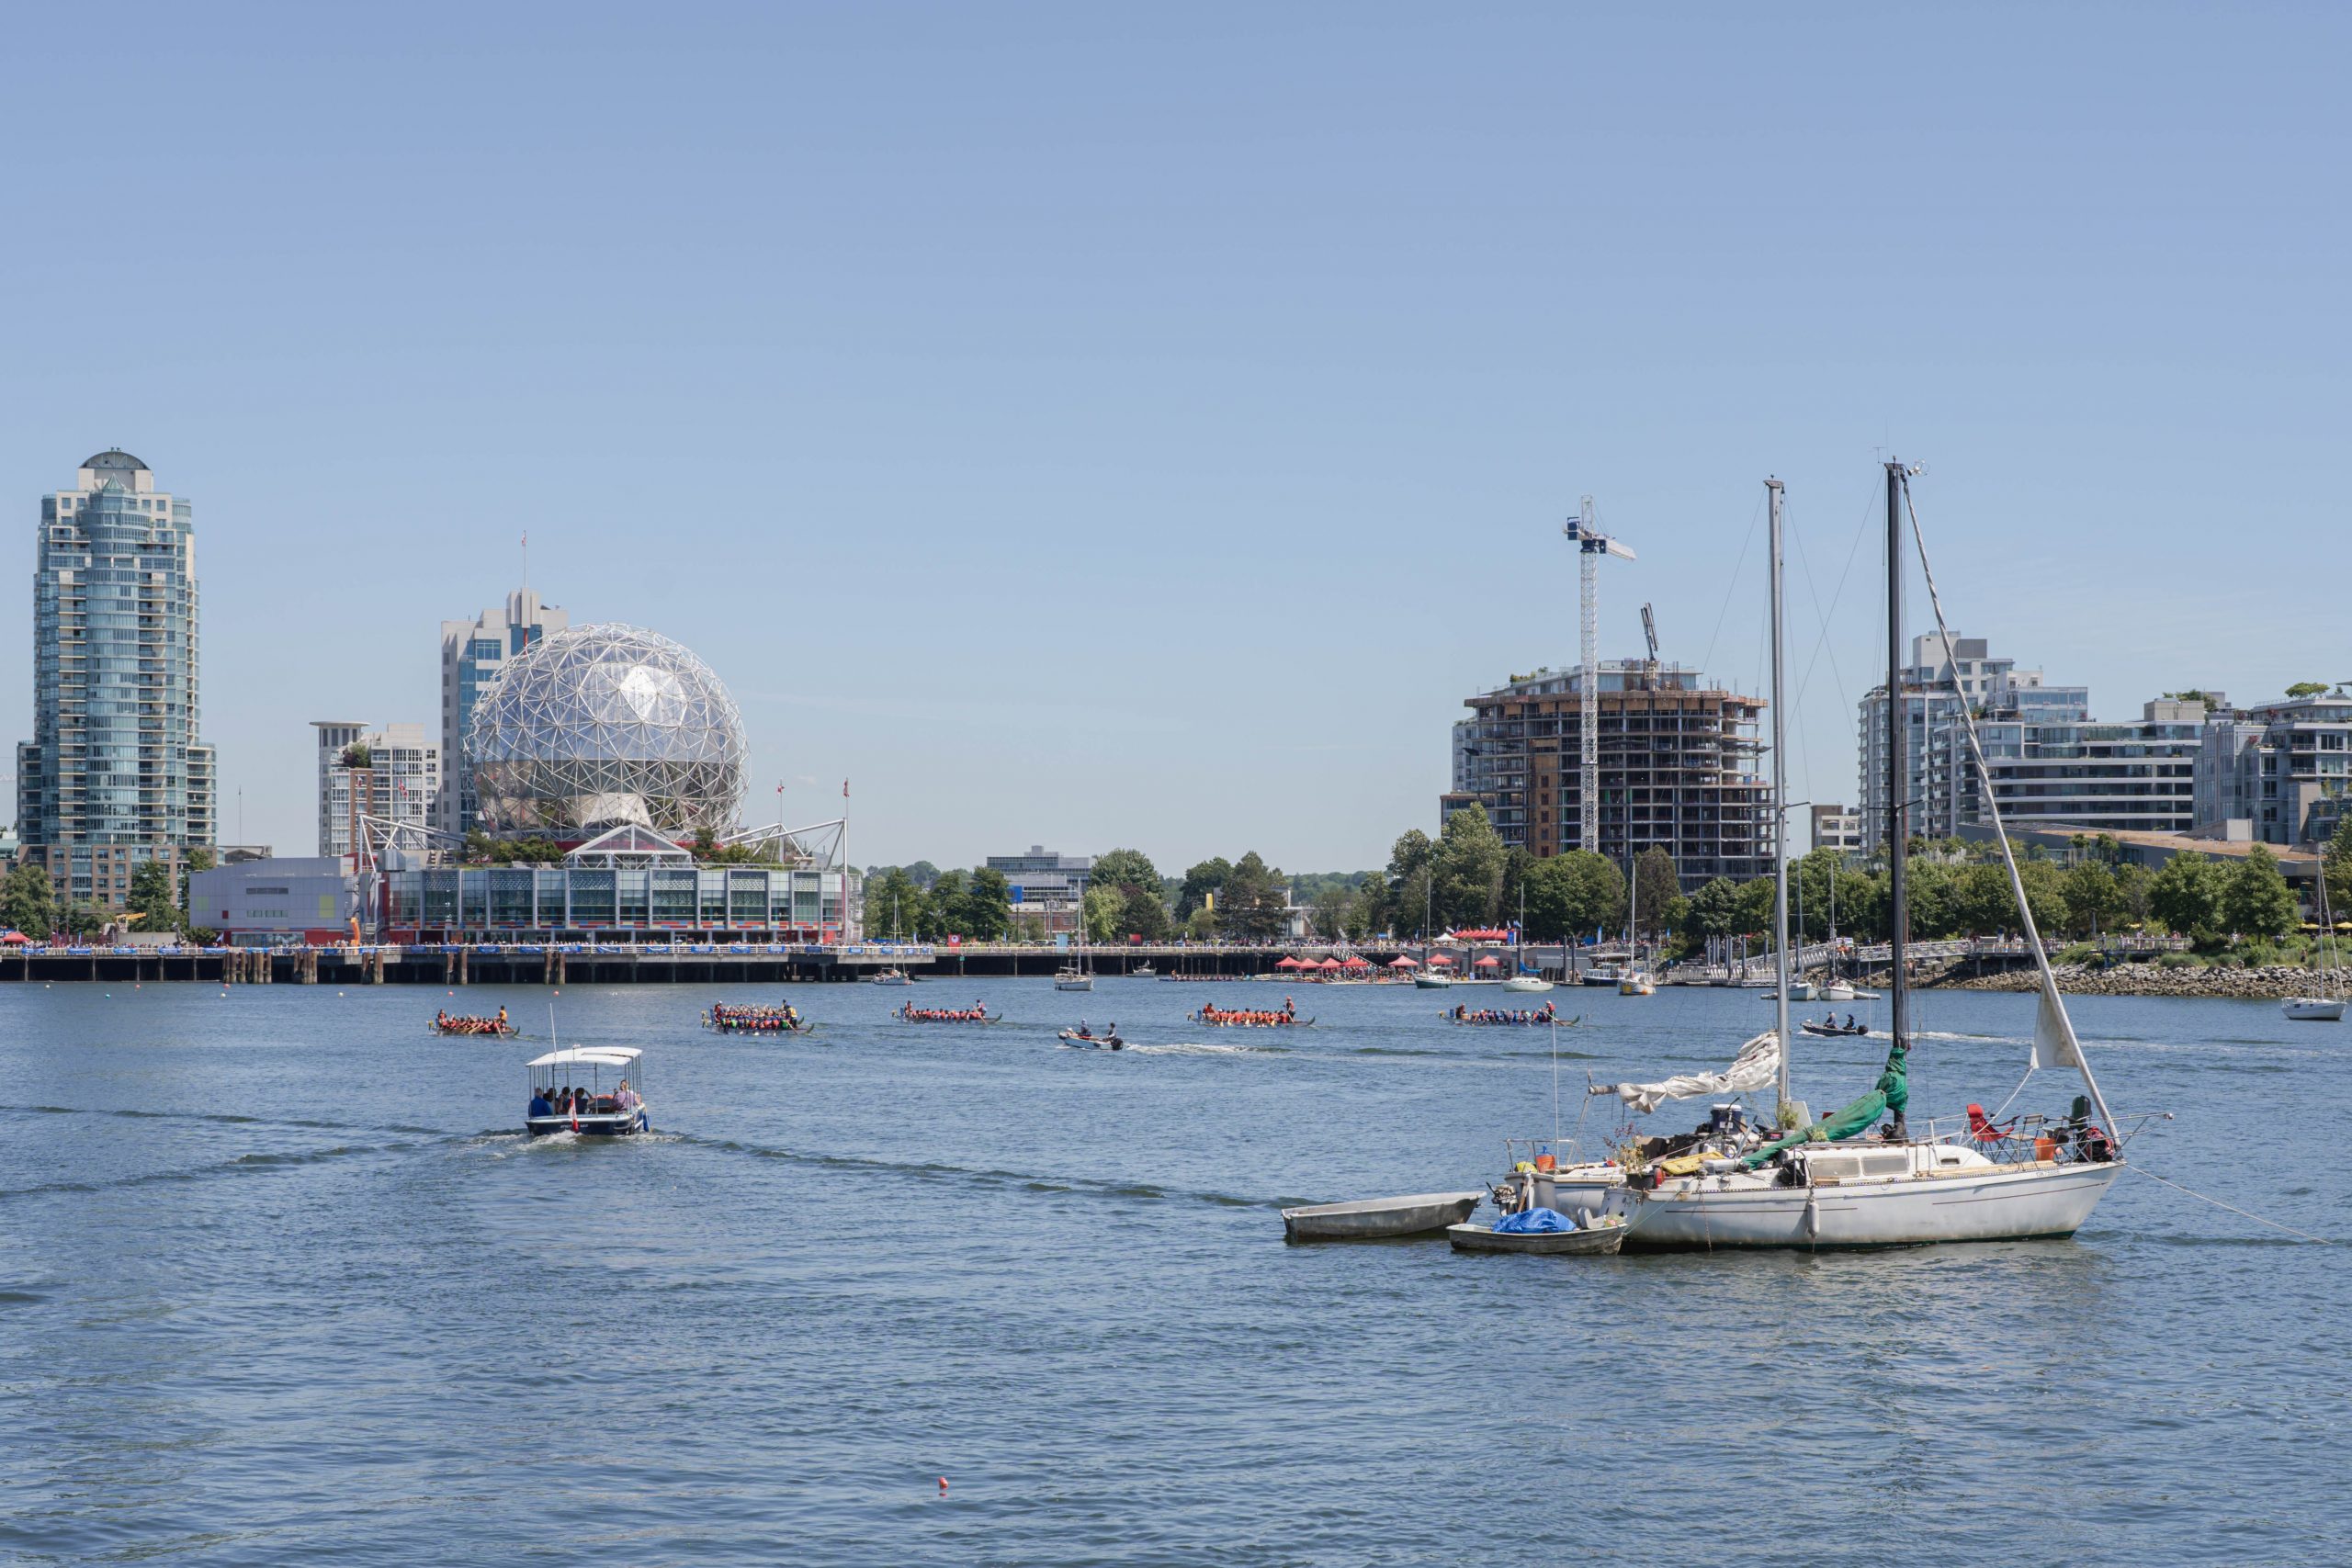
[[0, 976, 2341, 1565]]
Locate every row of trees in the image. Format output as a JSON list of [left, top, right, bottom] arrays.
[[860, 848, 1307, 943], [0, 849, 217, 942]]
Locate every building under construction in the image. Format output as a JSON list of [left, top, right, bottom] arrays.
[[1445, 660, 1771, 890]]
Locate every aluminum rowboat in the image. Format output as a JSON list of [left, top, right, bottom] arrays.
[[1281, 1190, 1484, 1241]]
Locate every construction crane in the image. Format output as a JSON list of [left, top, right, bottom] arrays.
[[1563, 497, 1635, 855], [1639, 602, 1660, 684]]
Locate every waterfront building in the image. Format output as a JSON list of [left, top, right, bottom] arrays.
[[15, 450, 216, 909], [1951, 698, 2205, 839], [1857, 632, 2086, 852], [2193, 688, 2352, 845], [985, 845, 1092, 933], [313, 721, 440, 863], [189, 856, 362, 947], [382, 826, 851, 942], [1810, 804, 1864, 856], [439, 587, 567, 836], [1446, 660, 1770, 889]]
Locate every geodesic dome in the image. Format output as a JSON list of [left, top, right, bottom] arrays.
[[466, 623, 747, 837]]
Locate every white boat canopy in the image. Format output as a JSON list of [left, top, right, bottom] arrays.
[[527, 1046, 644, 1069]]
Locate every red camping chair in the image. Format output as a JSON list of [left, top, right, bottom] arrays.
[[1965, 1103, 2017, 1144]]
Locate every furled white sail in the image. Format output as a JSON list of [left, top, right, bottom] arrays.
[[1592, 1030, 1780, 1115]]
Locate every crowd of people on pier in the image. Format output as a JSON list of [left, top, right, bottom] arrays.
[[898, 1001, 995, 1022], [705, 1001, 806, 1033], [1194, 999, 1302, 1028], [1448, 1002, 1561, 1026], [435, 1008, 512, 1036]]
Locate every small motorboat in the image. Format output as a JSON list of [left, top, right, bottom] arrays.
[[1800, 1020, 1871, 1037], [1414, 973, 1453, 989], [1281, 1190, 1485, 1241], [1501, 973, 1554, 994], [2282, 997, 2346, 1021], [1819, 983, 1857, 1002], [1579, 965, 1624, 987], [526, 1046, 650, 1137], [1131, 964, 1158, 978], [1617, 971, 1656, 997], [869, 968, 913, 986], [1757, 981, 1818, 1001], [1057, 1028, 1125, 1050], [1447, 1213, 1627, 1255], [1053, 965, 1094, 992]]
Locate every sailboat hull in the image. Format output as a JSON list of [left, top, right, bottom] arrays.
[[1610, 1159, 2123, 1250]]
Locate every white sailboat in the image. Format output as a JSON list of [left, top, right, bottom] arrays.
[[2282, 868, 2346, 1021], [1054, 876, 1094, 991], [1609, 468, 2127, 1249], [1617, 858, 1655, 995]]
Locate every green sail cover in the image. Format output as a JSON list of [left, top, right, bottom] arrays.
[[1739, 1040, 1910, 1169]]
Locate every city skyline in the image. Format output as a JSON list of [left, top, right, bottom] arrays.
[[5, 7, 2346, 871]]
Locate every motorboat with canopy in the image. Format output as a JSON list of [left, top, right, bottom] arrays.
[[1603, 468, 2132, 1248], [526, 1046, 650, 1136]]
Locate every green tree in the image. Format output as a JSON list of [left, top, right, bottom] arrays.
[[959, 868, 1012, 941], [1119, 885, 1174, 942], [1176, 858, 1230, 919], [1431, 804, 1508, 929], [1521, 852, 1623, 941], [127, 860, 179, 931], [1184, 906, 1217, 941], [177, 845, 216, 925], [865, 866, 930, 938], [1310, 883, 1352, 940], [1217, 851, 1287, 942], [61, 902, 108, 937], [1384, 829, 1436, 938], [1630, 848, 1679, 938], [1081, 884, 1125, 943], [1732, 875, 1776, 938], [1683, 876, 1745, 939], [2114, 862, 2154, 928], [2062, 860, 2125, 938], [2149, 854, 2222, 942], [2285, 681, 2330, 698], [2221, 844, 2297, 940], [1091, 848, 1161, 897], [0, 863, 58, 935], [2324, 815, 2352, 919]]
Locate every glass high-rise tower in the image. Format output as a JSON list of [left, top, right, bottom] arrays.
[[16, 450, 216, 911], [439, 587, 567, 837]]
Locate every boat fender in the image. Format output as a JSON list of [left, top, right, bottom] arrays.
[[1804, 1195, 1822, 1240]]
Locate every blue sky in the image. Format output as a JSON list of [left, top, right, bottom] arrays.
[[3, 4, 2344, 872]]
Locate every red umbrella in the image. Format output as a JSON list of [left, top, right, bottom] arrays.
[[1429, 953, 1454, 966], [1389, 955, 1418, 968], [1475, 954, 1501, 967], [1318, 957, 1343, 970], [1342, 954, 1369, 967], [1274, 955, 1304, 969]]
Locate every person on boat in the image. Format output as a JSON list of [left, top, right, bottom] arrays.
[[615, 1080, 639, 1113], [528, 1086, 552, 1119], [1846, 1013, 1858, 1032], [496, 1006, 508, 1030]]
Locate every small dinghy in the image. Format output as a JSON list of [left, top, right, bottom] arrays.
[[1448, 1211, 1626, 1255], [1280, 1190, 1484, 1241], [1799, 1020, 1871, 1037], [1057, 1029, 1125, 1050]]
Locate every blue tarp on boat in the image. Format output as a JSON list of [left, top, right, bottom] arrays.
[[1494, 1206, 1574, 1234]]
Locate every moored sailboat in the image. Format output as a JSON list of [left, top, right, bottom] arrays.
[[1609, 468, 2128, 1249]]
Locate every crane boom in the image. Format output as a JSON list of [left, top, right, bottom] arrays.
[[1562, 498, 1635, 855]]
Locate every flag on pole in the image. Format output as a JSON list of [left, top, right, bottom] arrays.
[[843, 780, 850, 798]]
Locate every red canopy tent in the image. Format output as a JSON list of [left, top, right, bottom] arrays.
[[1474, 954, 1501, 967], [1428, 953, 1454, 966], [1341, 954, 1370, 967], [1317, 957, 1343, 970], [1389, 955, 1418, 968], [1274, 955, 1305, 969]]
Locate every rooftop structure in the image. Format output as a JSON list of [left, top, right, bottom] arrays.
[[2193, 688, 2352, 845]]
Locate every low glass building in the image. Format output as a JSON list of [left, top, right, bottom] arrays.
[[380, 826, 851, 942]]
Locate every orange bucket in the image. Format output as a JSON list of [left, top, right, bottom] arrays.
[[1533, 1153, 1557, 1172], [2033, 1135, 2058, 1161]]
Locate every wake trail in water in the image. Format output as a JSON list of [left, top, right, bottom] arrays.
[[666, 1130, 1275, 1211]]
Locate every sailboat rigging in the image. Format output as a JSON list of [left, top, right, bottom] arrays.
[[1606, 467, 2130, 1248]]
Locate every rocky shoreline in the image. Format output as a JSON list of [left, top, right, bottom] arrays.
[[1915, 962, 2339, 999]]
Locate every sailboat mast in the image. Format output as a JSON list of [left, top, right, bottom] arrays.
[[1885, 461, 1910, 1063], [1767, 478, 1792, 1109]]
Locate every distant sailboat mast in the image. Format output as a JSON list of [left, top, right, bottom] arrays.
[[1767, 478, 1792, 1115]]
